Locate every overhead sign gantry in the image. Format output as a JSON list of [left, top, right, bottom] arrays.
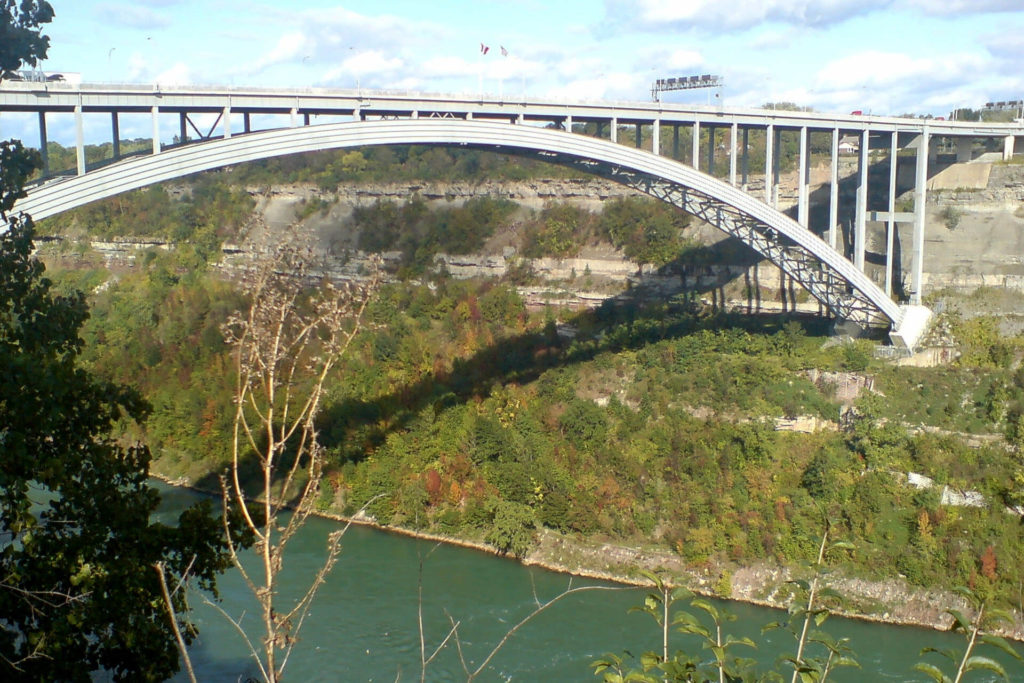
[[651, 74, 723, 101]]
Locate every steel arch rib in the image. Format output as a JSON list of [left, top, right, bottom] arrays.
[[12, 118, 904, 329]]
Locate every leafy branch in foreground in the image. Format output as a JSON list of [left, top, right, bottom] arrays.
[[762, 530, 858, 683], [915, 586, 1023, 683], [593, 570, 756, 683]]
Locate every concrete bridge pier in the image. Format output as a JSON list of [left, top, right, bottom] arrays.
[[886, 131, 898, 297], [150, 106, 160, 156], [911, 128, 930, 305], [37, 111, 48, 175], [112, 112, 120, 159], [729, 122, 738, 186], [75, 104, 85, 174], [691, 121, 700, 170], [797, 126, 809, 227], [828, 128, 839, 249], [741, 127, 749, 190], [854, 129, 869, 270]]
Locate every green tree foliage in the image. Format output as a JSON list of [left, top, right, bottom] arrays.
[[0, 12, 233, 678], [484, 499, 536, 557], [599, 196, 691, 266], [522, 203, 595, 259], [0, 0, 52, 73], [354, 196, 516, 273], [42, 176, 254, 243], [0, 221, 235, 681]]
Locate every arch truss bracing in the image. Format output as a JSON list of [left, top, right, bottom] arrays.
[[566, 159, 883, 325], [9, 118, 927, 348]]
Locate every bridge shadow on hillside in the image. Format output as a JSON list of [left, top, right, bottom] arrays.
[[294, 155, 932, 470], [189, 237, 837, 498], [309, 291, 835, 470], [189, 148, 932, 493]]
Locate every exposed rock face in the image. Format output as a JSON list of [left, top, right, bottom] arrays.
[[251, 161, 1024, 307], [43, 161, 1024, 321]]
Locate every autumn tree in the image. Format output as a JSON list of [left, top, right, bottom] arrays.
[[219, 241, 378, 682], [1, 4, 233, 679]]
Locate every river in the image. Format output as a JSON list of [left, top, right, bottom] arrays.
[[156, 484, 1023, 682]]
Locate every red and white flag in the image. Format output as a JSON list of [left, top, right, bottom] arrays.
[[480, 43, 490, 55]]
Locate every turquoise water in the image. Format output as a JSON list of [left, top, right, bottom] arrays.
[[156, 485, 1023, 681]]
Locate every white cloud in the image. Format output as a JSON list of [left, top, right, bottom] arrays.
[[749, 28, 796, 50], [551, 71, 643, 101], [814, 50, 987, 89], [602, 0, 887, 32], [601, 0, 1019, 34], [663, 49, 704, 71], [320, 51, 405, 86], [904, 0, 1022, 16], [126, 53, 149, 82], [251, 32, 308, 72], [245, 6, 451, 76], [419, 56, 476, 79], [809, 50, 993, 114], [154, 63, 192, 87], [96, 3, 171, 30]]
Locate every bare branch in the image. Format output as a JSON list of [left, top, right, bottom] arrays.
[[154, 561, 198, 683], [467, 584, 630, 681], [218, 232, 380, 682]]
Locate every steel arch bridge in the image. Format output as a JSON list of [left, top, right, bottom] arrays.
[[10, 118, 930, 349]]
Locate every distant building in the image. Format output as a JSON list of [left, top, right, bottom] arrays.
[[838, 136, 859, 154]]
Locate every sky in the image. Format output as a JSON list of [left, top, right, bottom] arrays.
[[6, 0, 1024, 143]]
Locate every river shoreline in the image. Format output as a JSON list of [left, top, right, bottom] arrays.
[[152, 473, 1024, 643]]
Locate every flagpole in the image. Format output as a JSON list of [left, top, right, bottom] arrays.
[[498, 46, 506, 100]]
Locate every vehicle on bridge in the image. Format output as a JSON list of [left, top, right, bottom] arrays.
[[0, 70, 74, 84]]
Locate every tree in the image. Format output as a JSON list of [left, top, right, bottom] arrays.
[[0, 1, 53, 74], [1, 8, 233, 679], [219, 241, 378, 682]]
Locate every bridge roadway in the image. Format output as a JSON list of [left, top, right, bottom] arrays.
[[5, 82, 1024, 350]]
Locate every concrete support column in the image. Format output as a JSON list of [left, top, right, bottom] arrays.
[[290, 107, 298, 127], [243, 112, 251, 133], [37, 112, 48, 176], [74, 105, 86, 175], [610, 117, 618, 143], [729, 122, 738, 186], [764, 124, 774, 205], [912, 128, 930, 304], [178, 113, 187, 144], [829, 127, 839, 249], [112, 113, 120, 159], [772, 127, 781, 208], [854, 129, 869, 271], [303, 112, 310, 126], [956, 137, 972, 162], [673, 124, 679, 159], [151, 106, 160, 155], [565, 114, 573, 132], [706, 126, 715, 174], [692, 121, 700, 171], [797, 126, 809, 227], [224, 107, 233, 137], [742, 127, 749, 189], [1003, 134, 1015, 161], [886, 131, 898, 297], [652, 118, 660, 155], [634, 123, 642, 149]]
